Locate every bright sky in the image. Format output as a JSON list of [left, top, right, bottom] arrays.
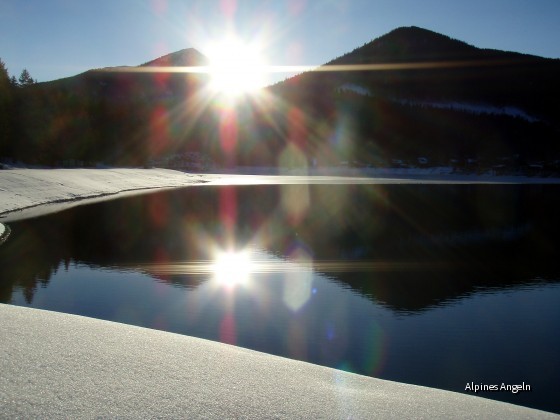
[[1, 0, 559, 84]]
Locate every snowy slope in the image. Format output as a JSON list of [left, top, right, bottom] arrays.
[[1, 304, 553, 419], [0, 168, 209, 216]]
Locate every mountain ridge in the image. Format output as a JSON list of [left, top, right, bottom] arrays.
[[3, 26, 559, 169], [140, 48, 208, 68], [328, 26, 551, 64], [271, 26, 560, 123]]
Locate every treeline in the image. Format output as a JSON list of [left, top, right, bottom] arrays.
[[262, 85, 560, 170], [0, 59, 37, 160], [0, 61, 215, 166], [0, 59, 293, 168], [330, 91, 559, 164]]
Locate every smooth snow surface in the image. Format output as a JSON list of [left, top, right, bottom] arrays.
[[1, 304, 554, 419], [0, 168, 209, 216]]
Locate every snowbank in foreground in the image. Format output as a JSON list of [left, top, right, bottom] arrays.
[[1, 304, 552, 418]]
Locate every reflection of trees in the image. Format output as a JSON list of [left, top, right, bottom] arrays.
[[1, 184, 559, 310], [0, 214, 72, 303]]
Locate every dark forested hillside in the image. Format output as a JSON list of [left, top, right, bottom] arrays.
[[2, 49, 211, 166], [272, 27, 560, 120], [1, 27, 559, 171], [267, 26, 560, 169]]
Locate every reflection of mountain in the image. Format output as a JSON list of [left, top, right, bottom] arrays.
[[330, 266, 557, 314], [1, 184, 559, 310], [135, 269, 207, 290]]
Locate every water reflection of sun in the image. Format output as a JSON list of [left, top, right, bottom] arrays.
[[212, 250, 252, 287]]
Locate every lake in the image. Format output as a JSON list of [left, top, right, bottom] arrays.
[[1, 183, 559, 413]]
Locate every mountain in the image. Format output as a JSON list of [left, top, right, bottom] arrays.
[[273, 26, 559, 119], [267, 26, 560, 168], [40, 47, 209, 99], [3, 27, 559, 170], [7, 48, 212, 166]]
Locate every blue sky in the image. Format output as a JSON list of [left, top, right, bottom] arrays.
[[1, 0, 559, 83]]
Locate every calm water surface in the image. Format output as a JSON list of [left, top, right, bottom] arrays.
[[1, 184, 559, 413]]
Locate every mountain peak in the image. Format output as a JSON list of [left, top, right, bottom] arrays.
[[328, 26, 479, 65], [140, 48, 208, 67], [381, 26, 476, 50], [385, 26, 450, 37]]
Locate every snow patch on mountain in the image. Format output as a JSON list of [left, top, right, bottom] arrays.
[[337, 83, 372, 96], [398, 99, 539, 122]]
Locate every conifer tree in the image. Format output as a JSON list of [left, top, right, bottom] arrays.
[[18, 68, 35, 86], [0, 58, 9, 84], [0, 59, 13, 156]]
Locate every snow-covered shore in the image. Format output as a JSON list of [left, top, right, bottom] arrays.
[[0, 222, 6, 243], [1, 304, 553, 418], [2, 166, 559, 221], [1, 167, 557, 417], [0, 168, 213, 219]]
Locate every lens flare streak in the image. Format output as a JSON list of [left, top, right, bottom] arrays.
[[96, 59, 518, 76], [132, 260, 454, 275]]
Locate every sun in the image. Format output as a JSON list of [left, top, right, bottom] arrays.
[[205, 38, 267, 97]]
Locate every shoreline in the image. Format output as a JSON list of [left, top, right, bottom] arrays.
[[2, 167, 559, 222], [0, 168, 212, 222]]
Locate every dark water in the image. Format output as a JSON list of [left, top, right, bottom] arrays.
[[1, 183, 559, 413]]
